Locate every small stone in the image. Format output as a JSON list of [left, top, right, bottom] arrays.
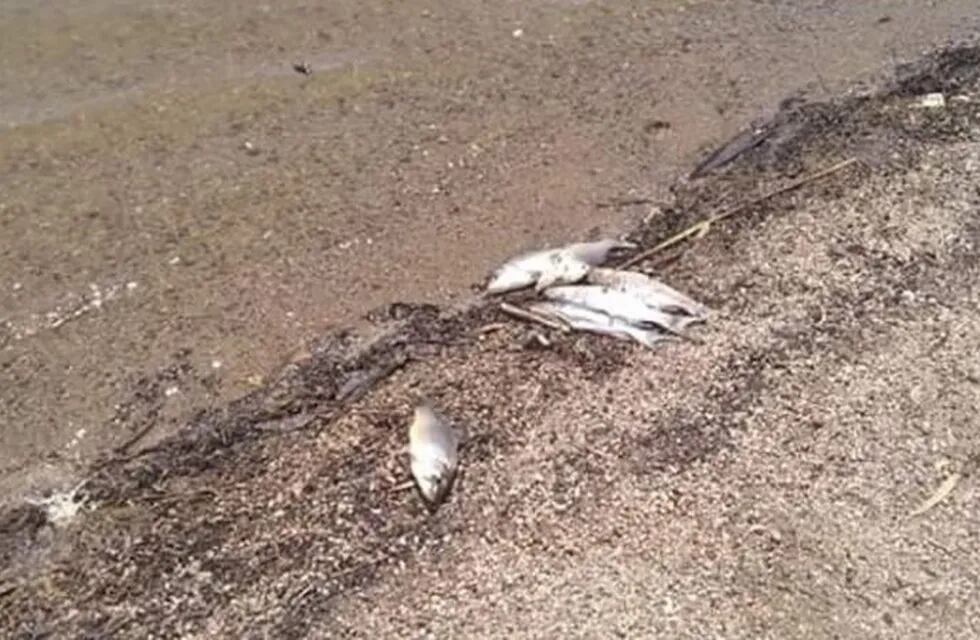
[[512, 28, 524, 38], [918, 93, 946, 109], [164, 385, 180, 397]]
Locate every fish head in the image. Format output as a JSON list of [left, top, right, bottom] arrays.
[[569, 239, 637, 265], [410, 453, 457, 506], [486, 264, 536, 294]]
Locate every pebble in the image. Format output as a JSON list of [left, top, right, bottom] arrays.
[[919, 93, 946, 109]]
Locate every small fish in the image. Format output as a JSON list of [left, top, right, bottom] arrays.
[[408, 404, 459, 507], [486, 239, 635, 294], [486, 249, 587, 294], [533, 251, 592, 292], [485, 253, 554, 293], [587, 268, 709, 319], [529, 300, 666, 349], [543, 284, 699, 334], [563, 239, 637, 265]]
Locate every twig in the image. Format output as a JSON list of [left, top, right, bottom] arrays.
[[620, 157, 859, 268], [336, 355, 410, 404], [477, 322, 508, 334], [596, 197, 655, 209], [909, 471, 962, 518], [390, 479, 416, 493], [710, 157, 859, 225], [644, 252, 683, 271], [328, 554, 390, 583], [0, 582, 16, 600], [113, 421, 159, 455], [139, 488, 219, 507], [92, 441, 169, 469], [287, 582, 318, 608], [500, 302, 570, 332]]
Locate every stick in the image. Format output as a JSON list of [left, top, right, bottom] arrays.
[[596, 197, 655, 209], [0, 582, 16, 600], [499, 302, 570, 332], [620, 157, 859, 269], [390, 479, 416, 493], [908, 471, 962, 518], [477, 322, 508, 334], [113, 420, 159, 455]]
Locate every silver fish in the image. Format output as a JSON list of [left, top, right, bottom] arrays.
[[586, 268, 709, 319], [532, 251, 592, 292], [529, 300, 666, 349], [543, 284, 700, 334], [562, 239, 637, 265], [408, 404, 459, 507], [486, 239, 635, 294]]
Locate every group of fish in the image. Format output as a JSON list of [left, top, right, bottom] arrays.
[[407, 238, 709, 508], [486, 237, 709, 347]]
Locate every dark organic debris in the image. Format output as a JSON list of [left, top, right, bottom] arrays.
[[293, 61, 313, 76], [0, 503, 47, 571]]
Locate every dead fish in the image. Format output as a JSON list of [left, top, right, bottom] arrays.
[[563, 238, 637, 265], [533, 251, 592, 292], [486, 239, 635, 294], [485, 250, 577, 293], [529, 300, 666, 349], [543, 284, 700, 334], [587, 268, 709, 319], [408, 404, 459, 507]]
